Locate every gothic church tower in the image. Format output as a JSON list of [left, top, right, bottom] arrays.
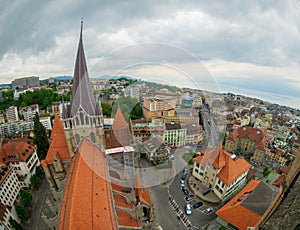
[[62, 21, 105, 154]]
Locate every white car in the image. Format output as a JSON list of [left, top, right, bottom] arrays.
[[204, 207, 213, 214], [180, 180, 185, 187], [186, 204, 192, 215]]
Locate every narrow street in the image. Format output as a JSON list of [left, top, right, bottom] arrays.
[[23, 179, 49, 230]]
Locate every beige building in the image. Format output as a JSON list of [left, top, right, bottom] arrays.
[[192, 144, 251, 202], [143, 96, 176, 121], [225, 126, 269, 163]]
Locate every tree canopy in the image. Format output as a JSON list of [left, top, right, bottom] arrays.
[[33, 113, 49, 160]]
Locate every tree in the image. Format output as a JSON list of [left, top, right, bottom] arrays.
[[30, 175, 39, 190], [19, 190, 32, 208], [35, 165, 45, 179], [33, 112, 49, 160], [101, 102, 112, 117], [9, 218, 23, 230], [15, 205, 28, 222]]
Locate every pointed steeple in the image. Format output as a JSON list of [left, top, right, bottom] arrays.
[[112, 107, 128, 130], [70, 20, 96, 117]]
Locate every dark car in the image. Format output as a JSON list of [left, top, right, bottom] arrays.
[[181, 174, 187, 180], [192, 201, 203, 209], [182, 188, 189, 196]]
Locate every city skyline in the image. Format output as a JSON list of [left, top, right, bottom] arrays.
[[0, 1, 299, 108]]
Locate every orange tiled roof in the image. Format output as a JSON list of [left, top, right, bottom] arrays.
[[272, 175, 285, 187], [42, 115, 70, 166], [217, 151, 251, 186], [58, 139, 117, 230], [193, 143, 226, 169], [113, 193, 134, 209], [0, 140, 35, 163], [216, 180, 262, 230], [228, 126, 267, 150], [134, 176, 152, 207], [116, 210, 141, 228], [112, 107, 128, 130], [111, 183, 129, 194]]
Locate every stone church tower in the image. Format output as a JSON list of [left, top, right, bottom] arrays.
[[62, 21, 105, 154]]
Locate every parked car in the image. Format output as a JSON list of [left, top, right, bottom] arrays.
[[203, 207, 213, 214], [186, 204, 192, 215], [183, 168, 188, 175], [202, 188, 211, 196], [185, 195, 194, 202], [180, 180, 185, 187], [192, 201, 203, 209], [182, 188, 189, 196], [181, 174, 187, 180]]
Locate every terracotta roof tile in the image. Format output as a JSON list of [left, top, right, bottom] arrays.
[[43, 116, 70, 166], [58, 139, 117, 230], [111, 183, 129, 194], [112, 107, 128, 130], [216, 180, 262, 230], [113, 193, 134, 209], [0, 140, 35, 163], [116, 210, 141, 228], [217, 152, 251, 186], [134, 176, 152, 207]]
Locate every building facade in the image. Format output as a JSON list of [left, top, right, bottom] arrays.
[[5, 106, 19, 123], [225, 126, 270, 164], [192, 144, 251, 202], [20, 104, 39, 121], [11, 76, 39, 90]]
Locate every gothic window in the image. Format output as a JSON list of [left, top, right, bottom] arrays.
[[80, 112, 84, 125], [75, 133, 81, 145], [90, 132, 96, 143]]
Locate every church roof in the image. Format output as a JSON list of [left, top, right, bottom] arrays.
[[41, 115, 70, 166], [69, 21, 96, 117], [58, 138, 117, 230], [112, 107, 128, 130]]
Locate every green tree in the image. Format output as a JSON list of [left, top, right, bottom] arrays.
[[33, 113, 49, 160], [19, 190, 32, 208], [9, 218, 23, 230], [35, 165, 45, 179], [15, 205, 28, 222], [30, 175, 39, 190], [101, 102, 112, 117]]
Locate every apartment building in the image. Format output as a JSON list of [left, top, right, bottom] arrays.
[[5, 106, 19, 123], [20, 104, 39, 121], [192, 144, 251, 202]]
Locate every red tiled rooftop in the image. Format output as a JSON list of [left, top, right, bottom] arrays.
[[116, 210, 141, 228], [58, 139, 117, 230], [216, 180, 262, 230], [112, 107, 128, 130], [0, 140, 35, 163], [111, 183, 129, 194], [113, 194, 134, 209], [135, 176, 152, 207], [217, 152, 251, 186], [42, 115, 70, 166]]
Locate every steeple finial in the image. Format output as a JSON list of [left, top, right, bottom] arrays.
[[80, 19, 83, 38]]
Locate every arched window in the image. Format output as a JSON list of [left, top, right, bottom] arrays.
[[75, 133, 81, 145], [90, 132, 96, 143]]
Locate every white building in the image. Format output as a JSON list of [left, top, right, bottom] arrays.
[[192, 143, 251, 202], [5, 106, 19, 123], [0, 139, 40, 187], [0, 165, 21, 207], [39, 117, 52, 130], [0, 202, 20, 230], [20, 104, 39, 121]]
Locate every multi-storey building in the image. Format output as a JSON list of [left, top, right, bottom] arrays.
[[216, 180, 278, 230], [5, 106, 19, 123], [143, 96, 176, 121], [130, 119, 164, 143], [20, 104, 39, 121], [164, 123, 186, 147], [0, 202, 19, 230], [0, 139, 40, 187], [0, 164, 21, 207], [192, 144, 251, 202], [11, 76, 39, 90], [39, 117, 52, 130], [225, 126, 270, 163]]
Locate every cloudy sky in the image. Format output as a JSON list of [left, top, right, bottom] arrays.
[[0, 0, 299, 108]]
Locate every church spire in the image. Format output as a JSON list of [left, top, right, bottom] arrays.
[[70, 20, 96, 117]]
